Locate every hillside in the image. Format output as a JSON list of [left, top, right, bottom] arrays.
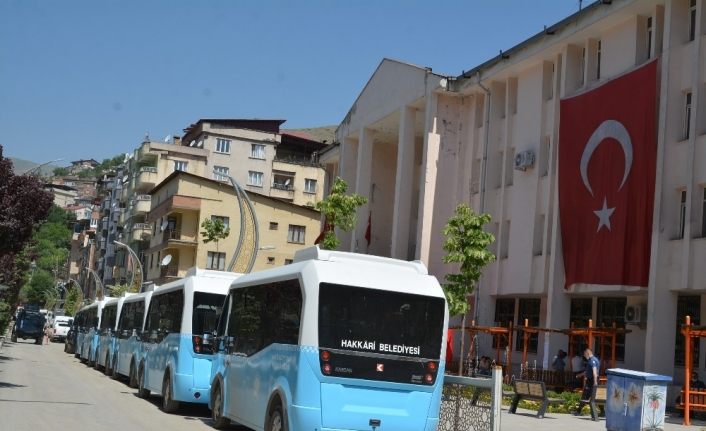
[[9, 157, 59, 175]]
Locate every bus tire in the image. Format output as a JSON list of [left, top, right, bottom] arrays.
[[11, 333, 17, 343], [266, 400, 287, 431], [110, 355, 119, 380], [104, 353, 111, 376], [88, 349, 95, 367], [137, 363, 150, 399], [128, 359, 138, 388], [211, 382, 230, 429], [161, 372, 180, 413], [35, 337, 42, 345]]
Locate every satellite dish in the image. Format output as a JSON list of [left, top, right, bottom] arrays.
[[160, 220, 169, 231], [197, 141, 204, 148], [284, 179, 291, 187], [164, 134, 172, 143], [161, 254, 172, 267], [189, 140, 196, 147]]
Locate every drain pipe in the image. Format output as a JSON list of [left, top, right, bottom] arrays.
[[474, 71, 492, 325]]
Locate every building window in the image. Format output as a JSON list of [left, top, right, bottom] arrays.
[[251, 144, 265, 159], [500, 220, 510, 259], [680, 189, 687, 239], [505, 148, 514, 187], [207, 252, 226, 271], [267, 256, 275, 265], [675, 295, 700, 366], [284, 259, 293, 265], [269, 222, 278, 230], [272, 172, 294, 190], [569, 298, 593, 355], [174, 161, 188, 172], [580, 47, 586, 87], [493, 298, 515, 349], [596, 297, 626, 362], [647, 16, 653, 59], [216, 138, 231, 154], [596, 40, 602, 80], [515, 298, 540, 353], [287, 225, 306, 244], [211, 215, 229, 229], [304, 178, 317, 194], [248, 171, 263, 187], [213, 166, 229, 181], [685, 92, 693, 140], [690, 0, 697, 42]]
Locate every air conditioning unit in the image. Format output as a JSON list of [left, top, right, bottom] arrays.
[[625, 304, 647, 326], [514, 150, 535, 171]]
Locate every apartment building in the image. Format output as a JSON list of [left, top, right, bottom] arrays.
[[115, 137, 209, 281], [143, 171, 320, 285], [333, 0, 706, 396], [94, 167, 124, 286], [180, 119, 326, 207]]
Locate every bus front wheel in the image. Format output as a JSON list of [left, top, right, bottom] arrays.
[[128, 360, 138, 388], [161, 373, 180, 413], [211, 383, 230, 429], [110, 355, 119, 380], [266, 401, 287, 431]]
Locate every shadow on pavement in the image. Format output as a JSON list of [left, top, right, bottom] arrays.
[[0, 354, 16, 362], [0, 399, 92, 405], [136, 393, 211, 418], [0, 381, 25, 388], [195, 417, 249, 430]]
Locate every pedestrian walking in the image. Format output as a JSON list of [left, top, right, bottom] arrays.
[[43, 323, 54, 345], [573, 348, 600, 415]]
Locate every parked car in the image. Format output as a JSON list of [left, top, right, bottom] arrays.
[[11, 305, 46, 344], [52, 316, 73, 342]]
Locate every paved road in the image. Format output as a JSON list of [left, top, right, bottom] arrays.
[[0, 338, 242, 430], [1, 338, 704, 431]]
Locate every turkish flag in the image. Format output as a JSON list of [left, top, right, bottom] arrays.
[[559, 60, 657, 289]]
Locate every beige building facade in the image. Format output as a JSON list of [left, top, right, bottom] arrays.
[[144, 171, 320, 284], [334, 0, 706, 398]]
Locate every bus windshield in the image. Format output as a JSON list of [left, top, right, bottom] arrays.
[[193, 292, 225, 335], [318, 283, 445, 359]]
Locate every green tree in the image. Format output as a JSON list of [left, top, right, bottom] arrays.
[[20, 270, 56, 305], [314, 177, 367, 250], [108, 282, 137, 298], [441, 203, 496, 375], [200, 218, 230, 253], [63, 284, 82, 317], [52, 167, 70, 176]]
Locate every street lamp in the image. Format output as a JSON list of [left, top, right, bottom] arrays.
[[86, 267, 105, 300], [24, 158, 65, 175], [113, 241, 145, 292]]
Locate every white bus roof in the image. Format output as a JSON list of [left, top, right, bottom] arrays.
[[231, 246, 444, 299], [152, 269, 243, 296]]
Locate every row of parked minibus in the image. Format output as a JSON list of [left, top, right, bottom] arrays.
[[65, 246, 450, 431]]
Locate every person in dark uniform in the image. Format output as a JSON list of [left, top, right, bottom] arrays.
[[573, 348, 599, 415]]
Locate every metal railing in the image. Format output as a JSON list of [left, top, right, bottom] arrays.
[[438, 367, 502, 431]]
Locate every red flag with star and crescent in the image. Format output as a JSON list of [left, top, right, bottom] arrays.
[[559, 60, 658, 289]]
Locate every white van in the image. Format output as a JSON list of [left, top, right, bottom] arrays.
[[52, 316, 73, 342]]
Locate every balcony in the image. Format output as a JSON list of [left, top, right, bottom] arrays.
[[162, 228, 197, 245], [131, 223, 152, 242], [135, 167, 158, 193], [270, 184, 295, 200], [160, 263, 180, 278], [132, 195, 152, 215]]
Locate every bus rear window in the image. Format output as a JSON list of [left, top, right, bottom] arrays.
[[318, 283, 445, 359], [193, 292, 225, 335]]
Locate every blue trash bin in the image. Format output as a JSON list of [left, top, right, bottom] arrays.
[[605, 368, 672, 431]]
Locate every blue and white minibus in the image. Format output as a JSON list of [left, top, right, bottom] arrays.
[[79, 298, 114, 366], [113, 291, 153, 386], [209, 246, 449, 431], [95, 294, 133, 375], [73, 307, 88, 359], [136, 268, 241, 413]]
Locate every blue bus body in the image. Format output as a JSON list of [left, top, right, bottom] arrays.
[[96, 295, 132, 372], [114, 291, 153, 384], [210, 247, 448, 431], [138, 269, 240, 409], [77, 299, 112, 365]]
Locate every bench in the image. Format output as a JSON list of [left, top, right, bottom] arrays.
[[508, 380, 563, 418], [588, 385, 607, 421], [676, 389, 706, 415]]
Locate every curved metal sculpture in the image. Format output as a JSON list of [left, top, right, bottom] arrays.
[[216, 171, 260, 273], [86, 268, 105, 300], [113, 240, 145, 291]]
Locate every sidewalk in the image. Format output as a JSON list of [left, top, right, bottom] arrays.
[[501, 406, 705, 430]]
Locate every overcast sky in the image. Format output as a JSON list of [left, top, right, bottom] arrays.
[[0, 0, 580, 164]]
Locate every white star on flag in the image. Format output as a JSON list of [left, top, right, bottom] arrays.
[[593, 197, 616, 232]]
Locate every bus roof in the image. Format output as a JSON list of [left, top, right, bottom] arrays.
[[293, 246, 428, 275], [152, 270, 243, 297]]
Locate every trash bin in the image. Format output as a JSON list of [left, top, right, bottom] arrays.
[[605, 368, 672, 431]]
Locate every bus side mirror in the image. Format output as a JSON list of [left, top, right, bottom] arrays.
[[203, 333, 213, 346]]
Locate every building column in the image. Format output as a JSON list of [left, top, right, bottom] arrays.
[[391, 106, 416, 259], [416, 92, 440, 265], [352, 127, 373, 253]]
